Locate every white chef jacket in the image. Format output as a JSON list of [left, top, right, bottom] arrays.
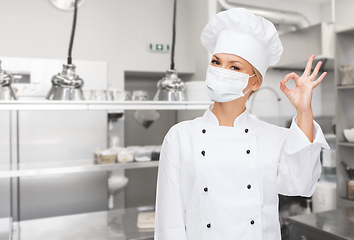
[[154, 105, 329, 240]]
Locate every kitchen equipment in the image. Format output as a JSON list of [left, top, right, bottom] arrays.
[[137, 212, 155, 229], [93, 148, 104, 164], [107, 88, 125, 101], [313, 147, 337, 213], [339, 65, 354, 85], [90, 90, 107, 101], [341, 161, 354, 179], [348, 180, 354, 200], [322, 149, 336, 168], [134, 147, 152, 162], [109, 136, 120, 148], [0, 57, 107, 98], [83, 90, 91, 100], [146, 145, 161, 161], [124, 90, 132, 100], [46, 64, 85, 100], [46, 0, 85, 101], [108, 172, 128, 209], [154, 70, 185, 101], [343, 128, 354, 142], [132, 110, 160, 128], [312, 181, 337, 213], [0, 60, 18, 100], [341, 161, 354, 199], [184, 81, 211, 101], [302, 199, 312, 214], [94, 149, 117, 164], [117, 149, 134, 163], [132, 90, 149, 101], [153, 0, 186, 102]]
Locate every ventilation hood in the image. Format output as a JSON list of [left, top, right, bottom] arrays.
[[217, 0, 310, 30], [272, 22, 335, 71]]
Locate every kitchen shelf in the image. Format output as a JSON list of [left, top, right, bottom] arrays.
[[0, 100, 212, 111], [337, 85, 354, 90], [0, 159, 159, 178], [335, 27, 354, 208], [12, 206, 154, 240], [338, 197, 354, 207], [340, 197, 354, 202], [336, 25, 354, 35], [338, 141, 354, 147]]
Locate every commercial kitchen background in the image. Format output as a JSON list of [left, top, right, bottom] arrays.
[[0, 0, 353, 237]]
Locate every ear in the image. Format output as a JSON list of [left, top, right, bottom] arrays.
[[251, 79, 261, 91]]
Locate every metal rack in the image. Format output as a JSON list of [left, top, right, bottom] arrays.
[[335, 26, 354, 208], [0, 100, 211, 178], [0, 160, 159, 178], [0, 100, 212, 111]]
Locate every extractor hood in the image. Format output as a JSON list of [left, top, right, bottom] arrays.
[[271, 22, 335, 71]]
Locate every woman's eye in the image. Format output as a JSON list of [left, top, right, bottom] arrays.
[[211, 60, 220, 65], [231, 66, 240, 70]]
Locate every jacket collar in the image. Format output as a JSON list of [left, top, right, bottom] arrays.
[[202, 104, 250, 127]]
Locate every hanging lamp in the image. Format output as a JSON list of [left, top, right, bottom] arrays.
[[0, 60, 18, 100], [46, 0, 85, 100], [154, 0, 185, 101]]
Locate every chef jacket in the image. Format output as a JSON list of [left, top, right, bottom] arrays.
[[154, 105, 330, 240]]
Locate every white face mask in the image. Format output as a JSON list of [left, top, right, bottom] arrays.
[[205, 65, 255, 102]]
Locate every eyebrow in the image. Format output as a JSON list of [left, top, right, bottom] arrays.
[[230, 61, 243, 65], [212, 55, 243, 65]]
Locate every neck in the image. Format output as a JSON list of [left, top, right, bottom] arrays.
[[211, 97, 247, 127]]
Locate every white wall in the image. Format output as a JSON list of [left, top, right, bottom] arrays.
[[0, 0, 209, 89], [225, 0, 322, 24]]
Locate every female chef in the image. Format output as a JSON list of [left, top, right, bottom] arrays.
[[154, 8, 330, 240]]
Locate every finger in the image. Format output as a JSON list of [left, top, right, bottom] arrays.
[[310, 61, 322, 80], [313, 72, 327, 88], [280, 80, 291, 98], [304, 54, 315, 76], [283, 72, 300, 84]]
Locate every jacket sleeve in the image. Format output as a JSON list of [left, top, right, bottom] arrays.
[[154, 135, 187, 240], [276, 115, 330, 197]]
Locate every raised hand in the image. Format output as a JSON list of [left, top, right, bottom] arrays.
[[280, 54, 327, 113]]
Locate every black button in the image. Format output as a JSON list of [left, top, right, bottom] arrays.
[[246, 150, 250, 154], [247, 184, 251, 189], [204, 187, 208, 192], [201, 150, 205, 156], [207, 223, 211, 228], [250, 220, 255, 225], [202, 129, 206, 134], [245, 129, 249, 133]]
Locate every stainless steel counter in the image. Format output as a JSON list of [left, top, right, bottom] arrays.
[[12, 206, 154, 240], [288, 207, 354, 240]]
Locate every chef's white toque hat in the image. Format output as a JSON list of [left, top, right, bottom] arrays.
[[200, 8, 283, 78]]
